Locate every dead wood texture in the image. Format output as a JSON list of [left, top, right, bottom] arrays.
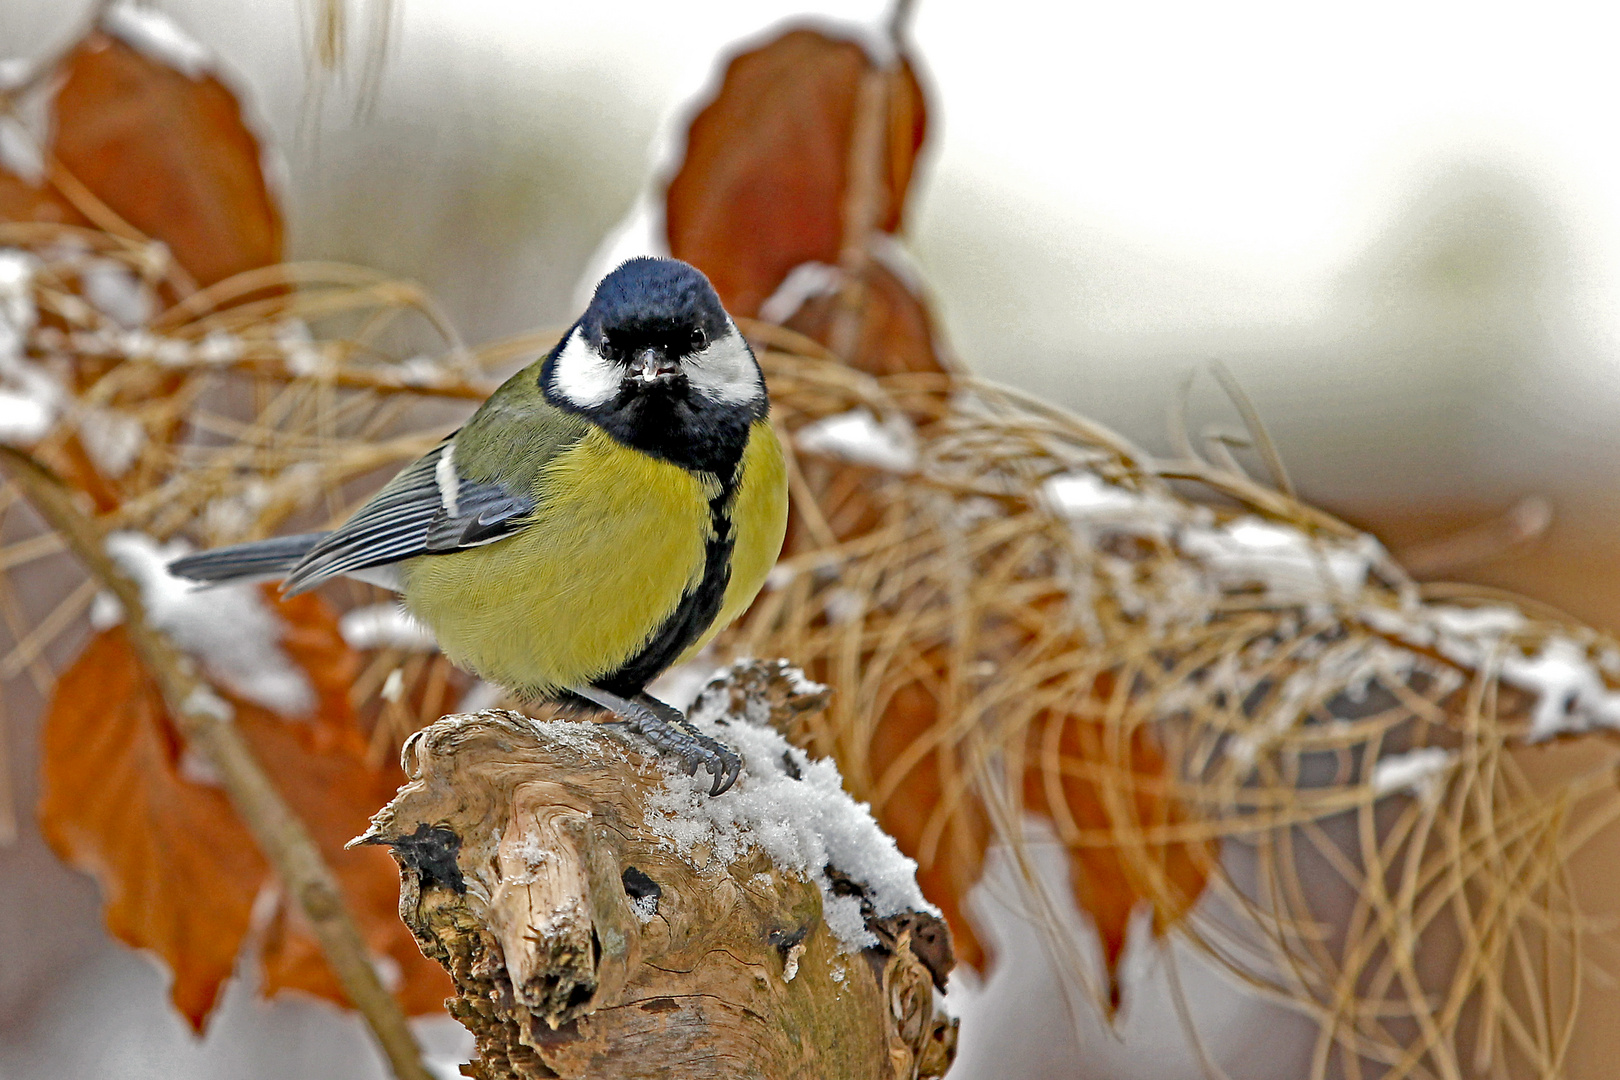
[[358, 665, 957, 1080]]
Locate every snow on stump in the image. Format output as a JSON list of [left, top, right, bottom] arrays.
[[355, 660, 957, 1080]]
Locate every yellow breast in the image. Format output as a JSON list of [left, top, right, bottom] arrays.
[[398, 420, 786, 699]]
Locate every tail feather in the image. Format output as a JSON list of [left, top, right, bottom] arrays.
[[168, 533, 327, 584]]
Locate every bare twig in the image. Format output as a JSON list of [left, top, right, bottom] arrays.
[[1396, 496, 1553, 577], [1209, 360, 1296, 499], [826, 64, 891, 363], [826, 0, 917, 362], [0, 446, 433, 1080], [0, 690, 17, 846]]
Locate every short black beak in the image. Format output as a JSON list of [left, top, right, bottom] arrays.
[[633, 348, 681, 383]]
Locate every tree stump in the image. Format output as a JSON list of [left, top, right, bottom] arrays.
[[354, 661, 958, 1080]]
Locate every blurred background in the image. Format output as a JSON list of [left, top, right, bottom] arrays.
[[3, 1, 1619, 1077]]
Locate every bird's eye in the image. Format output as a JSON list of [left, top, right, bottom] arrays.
[[689, 327, 707, 350]]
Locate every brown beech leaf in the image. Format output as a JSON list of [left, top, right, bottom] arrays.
[[864, 668, 990, 970], [666, 28, 927, 317], [781, 259, 945, 378], [39, 627, 266, 1028], [49, 30, 283, 286], [0, 170, 83, 225], [1022, 702, 1215, 1006], [39, 594, 448, 1030]]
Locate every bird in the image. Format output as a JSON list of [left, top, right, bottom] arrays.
[[170, 256, 788, 795]]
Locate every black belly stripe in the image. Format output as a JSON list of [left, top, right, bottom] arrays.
[[594, 481, 735, 696]]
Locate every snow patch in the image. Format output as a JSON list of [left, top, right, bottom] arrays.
[[796, 408, 918, 472], [0, 248, 63, 445], [758, 261, 841, 324], [1180, 517, 1379, 603], [642, 665, 934, 953], [80, 258, 155, 329], [103, 4, 213, 78], [102, 532, 316, 716], [0, 116, 44, 184], [339, 603, 438, 651], [0, 389, 53, 444], [1042, 472, 1185, 539], [77, 407, 145, 477], [274, 319, 326, 376], [1370, 747, 1455, 800], [1362, 603, 1620, 740]]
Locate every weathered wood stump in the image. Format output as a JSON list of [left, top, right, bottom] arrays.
[[355, 662, 958, 1079]]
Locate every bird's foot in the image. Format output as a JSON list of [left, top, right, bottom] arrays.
[[571, 685, 742, 796]]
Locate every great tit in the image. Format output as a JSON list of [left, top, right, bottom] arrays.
[[171, 257, 788, 794]]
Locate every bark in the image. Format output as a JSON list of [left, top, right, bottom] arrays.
[[356, 662, 958, 1080]]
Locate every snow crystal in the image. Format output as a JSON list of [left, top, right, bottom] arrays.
[[80, 259, 155, 329], [795, 408, 918, 472], [1180, 517, 1379, 604], [629, 891, 659, 923], [1, 248, 39, 362], [380, 668, 405, 703], [396, 355, 445, 386], [823, 587, 865, 624], [103, 4, 213, 78], [194, 330, 245, 365], [642, 666, 935, 953], [0, 390, 52, 445], [1370, 747, 1455, 800], [77, 407, 145, 477], [1041, 472, 1183, 538], [1502, 638, 1620, 740], [1361, 602, 1620, 741], [102, 532, 316, 716], [274, 319, 325, 376], [0, 250, 61, 445], [339, 603, 438, 651], [0, 116, 44, 184], [758, 261, 841, 324]]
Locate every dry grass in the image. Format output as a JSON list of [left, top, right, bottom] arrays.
[[4, 222, 1619, 1078]]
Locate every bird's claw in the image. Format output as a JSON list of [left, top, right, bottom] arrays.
[[572, 685, 743, 796]]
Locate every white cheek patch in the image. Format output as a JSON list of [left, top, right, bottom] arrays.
[[685, 324, 764, 405], [550, 329, 621, 408]]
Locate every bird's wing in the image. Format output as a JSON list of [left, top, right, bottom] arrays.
[[281, 436, 537, 595]]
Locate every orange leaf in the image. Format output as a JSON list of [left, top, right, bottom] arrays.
[[666, 28, 927, 317], [50, 30, 282, 286], [866, 672, 989, 969], [38, 627, 266, 1028], [1022, 707, 1215, 1006], [781, 258, 946, 378], [0, 170, 84, 225], [39, 594, 448, 1030]]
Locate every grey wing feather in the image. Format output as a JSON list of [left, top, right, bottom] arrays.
[[281, 450, 446, 595], [281, 439, 537, 595], [169, 533, 326, 584], [423, 483, 535, 551]]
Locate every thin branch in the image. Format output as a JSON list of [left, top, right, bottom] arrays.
[[826, 48, 898, 362], [1397, 497, 1553, 578], [1209, 360, 1295, 499], [0, 446, 433, 1080]]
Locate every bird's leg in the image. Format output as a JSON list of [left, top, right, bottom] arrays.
[[570, 684, 743, 796]]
